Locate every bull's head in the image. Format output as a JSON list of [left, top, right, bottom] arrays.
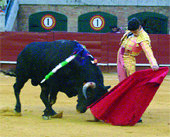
[[76, 81, 110, 113], [74, 43, 110, 113]]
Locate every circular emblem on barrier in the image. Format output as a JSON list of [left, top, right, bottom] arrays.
[[41, 14, 56, 30], [90, 15, 105, 31]]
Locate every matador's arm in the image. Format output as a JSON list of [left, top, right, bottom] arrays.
[[141, 41, 159, 71]]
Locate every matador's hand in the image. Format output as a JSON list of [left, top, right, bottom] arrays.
[[152, 65, 159, 71]]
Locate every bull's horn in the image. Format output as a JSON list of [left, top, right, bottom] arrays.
[[82, 82, 96, 99]]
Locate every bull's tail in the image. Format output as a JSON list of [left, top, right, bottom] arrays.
[[0, 68, 16, 77]]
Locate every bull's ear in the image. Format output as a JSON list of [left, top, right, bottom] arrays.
[[105, 86, 111, 90]]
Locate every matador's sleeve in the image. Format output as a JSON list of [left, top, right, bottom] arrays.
[[141, 41, 158, 67]]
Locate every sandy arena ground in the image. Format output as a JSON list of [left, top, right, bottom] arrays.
[[0, 72, 170, 137]]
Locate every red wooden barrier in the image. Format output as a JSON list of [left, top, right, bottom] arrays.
[[157, 34, 170, 64], [0, 32, 53, 61], [0, 32, 169, 70]]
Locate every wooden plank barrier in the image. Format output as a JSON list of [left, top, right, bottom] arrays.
[[0, 32, 169, 71]]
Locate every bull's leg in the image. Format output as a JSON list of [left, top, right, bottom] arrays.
[[13, 83, 21, 113], [49, 90, 63, 118], [49, 91, 57, 116], [40, 86, 56, 119], [13, 77, 28, 114], [49, 89, 58, 106]]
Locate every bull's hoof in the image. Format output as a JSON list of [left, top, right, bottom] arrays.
[[42, 115, 51, 120], [51, 111, 63, 118], [14, 106, 21, 113], [13, 110, 22, 116]]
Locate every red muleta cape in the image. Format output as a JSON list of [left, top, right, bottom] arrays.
[[88, 67, 169, 126]]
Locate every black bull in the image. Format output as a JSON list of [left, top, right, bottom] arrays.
[[1, 40, 110, 119]]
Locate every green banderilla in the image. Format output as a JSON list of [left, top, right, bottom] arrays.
[[41, 54, 78, 83]]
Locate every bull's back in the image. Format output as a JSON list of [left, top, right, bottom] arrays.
[[18, 40, 76, 64], [16, 40, 78, 83]]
